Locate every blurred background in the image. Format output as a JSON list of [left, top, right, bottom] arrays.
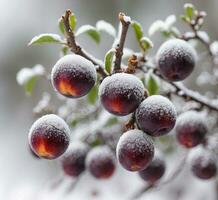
[[0, 0, 218, 199]]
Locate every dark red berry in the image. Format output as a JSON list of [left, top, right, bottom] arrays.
[[61, 142, 89, 177], [156, 39, 197, 81], [116, 130, 154, 171], [191, 153, 217, 180], [139, 157, 165, 183], [176, 111, 207, 148], [136, 95, 176, 137], [86, 146, 115, 179], [29, 114, 70, 159], [51, 55, 97, 98], [99, 73, 144, 116]]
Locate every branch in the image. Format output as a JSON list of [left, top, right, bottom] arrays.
[[139, 63, 218, 112], [131, 151, 189, 200], [113, 13, 131, 73], [62, 10, 107, 78]]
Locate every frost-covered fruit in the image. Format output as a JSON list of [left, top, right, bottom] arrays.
[[61, 142, 89, 177], [176, 111, 207, 148], [116, 130, 154, 171], [191, 154, 217, 180], [86, 146, 115, 179], [29, 114, 70, 159], [136, 95, 176, 137], [51, 55, 97, 98], [156, 39, 197, 81], [139, 157, 165, 183], [99, 73, 145, 116]]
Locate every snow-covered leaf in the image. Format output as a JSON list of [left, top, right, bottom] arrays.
[[140, 37, 153, 51], [184, 3, 195, 19], [28, 34, 64, 45], [16, 65, 45, 95], [76, 25, 100, 44], [104, 48, 115, 74], [131, 20, 144, 42], [148, 20, 165, 36], [96, 20, 116, 38]]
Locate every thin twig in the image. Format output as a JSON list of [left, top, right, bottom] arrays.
[[131, 151, 189, 200], [62, 10, 107, 78], [113, 13, 130, 73]]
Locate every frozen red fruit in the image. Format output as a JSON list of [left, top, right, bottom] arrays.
[[176, 111, 207, 148], [99, 73, 145, 116], [136, 95, 176, 137], [86, 146, 115, 179], [116, 130, 154, 171], [29, 114, 70, 159], [61, 142, 89, 177], [139, 157, 165, 183], [191, 153, 217, 180], [156, 39, 197, 81], [51, 55, 97, 98]]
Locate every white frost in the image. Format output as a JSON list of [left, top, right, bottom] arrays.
[[96, 20, 116, 38], [16, 64, 45, 85]]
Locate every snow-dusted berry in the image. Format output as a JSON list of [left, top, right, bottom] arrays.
[[99, 73, 145, 116], [156, 39, 197, 81], [29, 114, 70, 159], [86, 146, 115, 179], [176, 111, 207, 148], [61, 142, 89, 177], [136, 95, 176, 137], [51, 55, 97, 98], [116, 130, 154, 171], [191, 152, 217, 180], [139, 156, 165, 183]]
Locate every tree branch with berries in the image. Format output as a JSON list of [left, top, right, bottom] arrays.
[[17, 3, 218, 199]]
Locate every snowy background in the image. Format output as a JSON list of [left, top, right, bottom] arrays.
[[0, 0, 218, 199]]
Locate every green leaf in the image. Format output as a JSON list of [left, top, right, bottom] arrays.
[[104, 117, 118, 127], [146, 72, 159, 95], [180, 15, 190, 23], [87, 85, 98, 104], [58, 18, 65, 34], [140, 37, 153, 52], [28, 34, 64, 46], [69, 13, 77, 31], [96, 20, 116, 38], [76, 25, 100, 44], [61, 46, 68, 56], [184, 3, 195, 19], [24, 76, 38, 95], [131, 21, 144, 42], [104, 49, 115, 74]]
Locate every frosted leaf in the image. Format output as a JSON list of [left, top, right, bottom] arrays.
[[29, 114, 70, 144], [165, 15, 176, 30], [28, 33, 63, 45], [210, 41, 218, 55], [99, 73, 144, 100], [96, 20, 116, 38], [16, 64, 45, 85], [184, 3, 194, 9], [148, 20, 165, 36], [198, 31, 210, 43], [148, 15, 176, 36]]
